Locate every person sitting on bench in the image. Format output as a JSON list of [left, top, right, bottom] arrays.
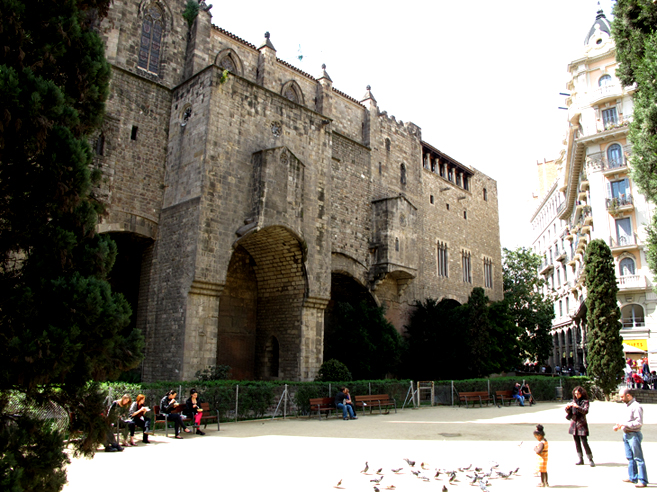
[[335, 386, 357, 420], [160, 390, 191, 439], [185, 388, 206, 435], [512, 382, 525, 406]]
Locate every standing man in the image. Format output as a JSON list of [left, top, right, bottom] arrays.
[[614, 388, 648, 488]]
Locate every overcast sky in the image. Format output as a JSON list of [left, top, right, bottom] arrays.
[[209, 0, 617, 250]]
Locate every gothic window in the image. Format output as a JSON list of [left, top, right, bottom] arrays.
[[483, 257, 493, 288], [462, 250, 471, 283], [138, 3, 164, 75], [281, 81, 303, 105], [218, 56, 236, 73], [437, 241, 448, 278], [400, 163, 406, 185]]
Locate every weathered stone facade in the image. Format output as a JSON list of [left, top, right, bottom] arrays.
[[96, 0, 503, 382]]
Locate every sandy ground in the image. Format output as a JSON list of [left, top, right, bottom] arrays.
[[63, 401, 657, 491]]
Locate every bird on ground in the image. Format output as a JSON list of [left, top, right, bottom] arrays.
[[449, 472, 458, 483], [384, 486, 396, 490], [361, 462, 369, 474], [404, 459, 416, 467], [391, 468, 403, 473], [335, 479, 342, 487], [370, 476, 383, 484], [479, 480, 490, 492], [442, 486, 448, 492], [373, 487, 380, 492], [376, 468, 383, 475], [434, 470, 441, 479], [475, 467, 482, 472], [496, 470, 511, 479], [421, 462, 429, 470], [411, 470, 420, 476], [460, 464, 472, 472], [512, 467, 520, 475], [420, 476, 431, 482]]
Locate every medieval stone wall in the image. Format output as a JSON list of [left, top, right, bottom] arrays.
[[98, 0, 504, 382]]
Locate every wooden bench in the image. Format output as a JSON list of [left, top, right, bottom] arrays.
[[458, 391, 493, 408], [152, 404, 191, 437], [495, 390, 516, 406], [353, 394, 397, 415], [309, 397, 336, 420], [194, 402, 220, 431]]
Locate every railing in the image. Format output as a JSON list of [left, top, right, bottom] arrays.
[[588, 145, 632, 171], [622, 317, 645, 329], [618, 274, 646, 290], [590, 82, 623, 104], [610, 234, 638, 248], [606, 195, 633, 210]]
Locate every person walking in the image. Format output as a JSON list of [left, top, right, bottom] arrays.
[[565, 386, 594, 466], [614, 388, 648, 488]]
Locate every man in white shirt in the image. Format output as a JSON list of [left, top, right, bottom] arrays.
[[614, 388, 648, 488]]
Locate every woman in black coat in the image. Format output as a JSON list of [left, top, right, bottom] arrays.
[[565, 386, 594, 467]]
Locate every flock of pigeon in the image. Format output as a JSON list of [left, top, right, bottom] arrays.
[[334, 459, 521, 491]]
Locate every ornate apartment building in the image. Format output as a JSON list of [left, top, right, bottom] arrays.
[[530, 10, 656, 370], [95, 0, 503, 382]]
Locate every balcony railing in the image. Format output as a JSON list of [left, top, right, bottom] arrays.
[[588, 145, 632, 172], [618, 274, 647, 291], [606, 195, 634, 211], [610, 233, 639, 249], [622, 317, 645, 329]]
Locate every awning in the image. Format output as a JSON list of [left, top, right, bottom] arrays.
[[623, 343, 647, 354]]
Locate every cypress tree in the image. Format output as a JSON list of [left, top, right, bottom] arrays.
[[0, 1, 143, 489], [584, 239, 624, 398]]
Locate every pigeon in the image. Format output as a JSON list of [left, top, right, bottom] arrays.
[[496, 470, 511, 479], [376, 468, 384, 475], [421, 462, 429, 470], [370, 476, 383, 484], [404, 459, 416, 467], [512, 467, 520, 475], [449, 472, 458, 483], [442, 486, 449, 492], [434, 470, 441, 479], [335, 479, 343, 488], [479, 480, 490, 492], [373, 487, 380, 492], [361, 462, 370, 474], [411, 470, 420, 476], [384, 486, 396, 490], [475, 467, 482, 472], [420, 476, 431, 482], [463, 464, 472, 471], [391, 468, 403, 474]]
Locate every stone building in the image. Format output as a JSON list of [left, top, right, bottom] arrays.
[[530, 9, 656, 371], [95, 0, 503, 382]]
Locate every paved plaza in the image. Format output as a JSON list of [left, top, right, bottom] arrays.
[[63, 401, 656, 491]]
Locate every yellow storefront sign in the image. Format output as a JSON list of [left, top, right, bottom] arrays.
[[624, 339, 648, 351]]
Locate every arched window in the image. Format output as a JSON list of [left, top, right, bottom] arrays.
[[620, 257, 636, 276], [138, 3, 164, 75], [598, 74, 612, 86], [621, 304, 645, 329], [281, 81, 303, 105], [400, 163, 406, 185], [607, 143, 623, 168]]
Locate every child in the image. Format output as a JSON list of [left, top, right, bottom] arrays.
[[534, 424, 549, 487]]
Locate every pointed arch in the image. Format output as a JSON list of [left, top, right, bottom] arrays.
[[214, 48, 244, 76], [281, 80, 305, 106], [137, 1, 170, 75]]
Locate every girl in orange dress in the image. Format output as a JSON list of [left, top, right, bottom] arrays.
[[534, 424, 549, 487]]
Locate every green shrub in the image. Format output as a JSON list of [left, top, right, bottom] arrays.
[[315, 359, 352, 382]]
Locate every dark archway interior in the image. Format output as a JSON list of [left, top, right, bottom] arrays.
[[217, 227, 306, 380], [324, 273, 376, 358], [106, 232, 152, 330]]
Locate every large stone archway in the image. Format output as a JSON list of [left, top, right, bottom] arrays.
[[216, 226, 315, 380]]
